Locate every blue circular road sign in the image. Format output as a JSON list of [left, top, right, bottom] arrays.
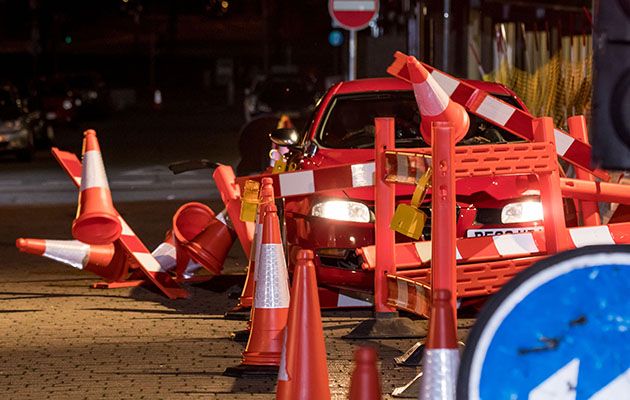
[[328, 30, 344, 47], [458, 245, 630, 399]]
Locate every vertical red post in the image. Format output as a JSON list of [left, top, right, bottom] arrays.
[[374, 118, 396, 315], [430, 122, 458, 323], [567, 115, 601, 226], [532, 117, 570, 254]]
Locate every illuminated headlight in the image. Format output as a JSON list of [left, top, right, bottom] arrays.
[[62, 100, 73, 110], [501, 201, 543, 224], [311, 200, 371, 223]]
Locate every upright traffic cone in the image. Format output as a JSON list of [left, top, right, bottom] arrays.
[[16, 238, 128, 282], [224, 203, 290, 377], [419, 289, 460, 400], [276, 249, 330, 400], [406, 56, 469, 144], [348, 347, 382, 400], [72, 129, 122, 245]]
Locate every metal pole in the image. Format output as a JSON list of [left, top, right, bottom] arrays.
[[349, 30, 357, 80], [443, 0, 451, 71]]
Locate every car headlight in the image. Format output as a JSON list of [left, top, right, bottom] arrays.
[[501, 201, 543, 224], [62, 100, 73, 110], [311, 200, 372, 223]]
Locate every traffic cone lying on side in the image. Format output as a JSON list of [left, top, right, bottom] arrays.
[[419, 289, 460, 400], [151, 230, 202, 279], [276, 249, 330, 400], [405, 57, 469, 144], [72, 129, 122, 245], [172, 202, 235, 277], [224, 202, 290, 377], [348, 347, 382, 400], [16, 238, 128, 282]]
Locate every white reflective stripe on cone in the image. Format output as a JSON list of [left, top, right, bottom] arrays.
[[43, 240, 90, 270], [278, 329, 289, 381], [80, 150, 110, 191], [255, 243, 290, 309], [412, 76, 450, 117], [419, 348, 460, 400], [253, 222, 263, 281], [152, 242, 176, 272], [183, 260, 203, 279]]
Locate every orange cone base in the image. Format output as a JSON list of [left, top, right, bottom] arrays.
[[222, 364, 279, 377], [72, 211, 122, 245]]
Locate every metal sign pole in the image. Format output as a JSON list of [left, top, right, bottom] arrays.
[[349, 30, 357, 80]]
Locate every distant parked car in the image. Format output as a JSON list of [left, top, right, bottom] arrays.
[[0, 87, 51, 161], [243, 73, 318, 122], [30, 76, 80, 125]]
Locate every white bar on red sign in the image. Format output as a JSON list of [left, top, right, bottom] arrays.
[[333, 1, 376, 11]]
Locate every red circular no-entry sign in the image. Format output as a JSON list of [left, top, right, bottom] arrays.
[[328, 0, 379, 31]]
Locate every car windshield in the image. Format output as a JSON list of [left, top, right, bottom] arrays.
[[316, 91, 521, 149], [0, 91, 21, 120]]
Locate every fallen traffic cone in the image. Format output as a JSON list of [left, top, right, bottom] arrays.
[[16, 237, 128, 282], [172, 202, 235, 277], [276, 249, 330, 400], [224, 202, 290, 377], [72, 130, 122, 245], [151, 230, 203, 279], [406, 57, 469, 144], [419, 289, 460, 400], [348, 347, 382, 400]]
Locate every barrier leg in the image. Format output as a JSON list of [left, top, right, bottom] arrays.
[[533, 117, 571, 254], [344, 117, 424, 339], [567, 115, 601, 226]]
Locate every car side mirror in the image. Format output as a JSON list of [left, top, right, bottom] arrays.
[[270, 128, 301, 147]]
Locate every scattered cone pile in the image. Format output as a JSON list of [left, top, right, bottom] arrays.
[[276, 249, 330, 400], [72, 129, 121, 245]]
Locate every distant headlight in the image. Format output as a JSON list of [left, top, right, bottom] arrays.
[[62, 100, 73, 110], [88, 90, 98, 99], [74, 98, 82, 106], [311, 200, 371, 223], [501, 201, 543, 224]]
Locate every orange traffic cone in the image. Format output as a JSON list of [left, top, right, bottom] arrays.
[[406, 57, 469, 144], [276, 249, 330, 400], [151, 230, 202, 279], [172, 202, 235, 277], [72, 130, 122, 245], [16, 238, 128, 282], [419, 289, 460, 399], [224, 202, 290, 377], [348, 347, 382, 400]]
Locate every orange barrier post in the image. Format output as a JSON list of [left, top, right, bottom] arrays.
[[533, 117, 571, 253], [276, 250, 330, 400], [374, 117, 397, 316], [348, 347, 382, 400], [224, 203, 290, 377], [567, 115, 601, 226], [417, 121, 460, 399], [213, 165, 254, 257], [72, 130, 121, 245]]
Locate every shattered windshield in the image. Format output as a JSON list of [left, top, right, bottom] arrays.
[[316, 91, 521, 149]]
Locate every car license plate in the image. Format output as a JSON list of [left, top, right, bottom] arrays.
[[466, 227, 543, 238]]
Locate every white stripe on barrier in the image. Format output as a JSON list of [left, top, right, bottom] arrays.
[[44, 240, 90, 270], [569, 226, 615, 247], [332, 1, 376, 11], [80, 150, 109, 191], [431, 70, 460, 97], [397, 154, 409, 180], [475, 96, 515, 126], [278, 170, 314, 197], [337, 294, 372, 307], [351, 162, 375, 187], [455, 247, 463, 261], [397, 279, 408, 307], [133, 252, 163, 272], [119, 217, 134, 236], [554, 129, 575, 156], [414, 285, 427, 315], [492, 233, 539, 256], [255, 243, 290, 309], [413, 77, 450, 116], [414, 241, 432, 262], [151, 242, 176, 272]]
